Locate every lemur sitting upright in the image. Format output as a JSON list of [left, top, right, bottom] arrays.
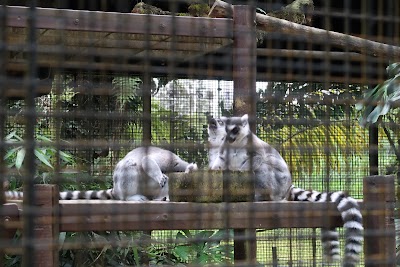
[[207, 114, 363, 267], [5, 146, 198, 201]]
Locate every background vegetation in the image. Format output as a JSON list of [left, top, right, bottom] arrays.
[[4, 71, 397, 265]]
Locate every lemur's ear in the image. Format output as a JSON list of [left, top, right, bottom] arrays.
[[241, 114, 249, 126]]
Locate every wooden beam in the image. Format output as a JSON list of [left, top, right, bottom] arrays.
[[210, 0, 400, 60], [3, 78, 52, 99], [6, 6, 233, 38], [55, 201, 346, 232]]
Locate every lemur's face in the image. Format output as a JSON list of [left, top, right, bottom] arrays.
[[224, 114, 250, 144], [208, 117, 226, 143]]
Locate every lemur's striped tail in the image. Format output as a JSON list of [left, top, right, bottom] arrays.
[[60, 189, 114, 200], [5, 191, 24, 200], [5, 189, 114, 200], [289, 186, 363, 267]]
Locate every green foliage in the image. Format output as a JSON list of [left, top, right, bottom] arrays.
[[265, 123, 367, 178], [149, 100, 209, 165], [56, 230, 233, 266], [112, 76, 142, 112], [172, 230, 233, 265], [256, 82, 367, 183], [356, 62, 400, 126], [4, 131, 75, 173], [59, 231, 147, 266]]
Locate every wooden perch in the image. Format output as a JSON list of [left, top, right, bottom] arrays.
[[168, 170, 254, 202], [209, 0, 400, 60]]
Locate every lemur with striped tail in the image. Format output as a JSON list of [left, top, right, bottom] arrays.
[[5, 146, 198, 201], [207, 114, 363, 267]]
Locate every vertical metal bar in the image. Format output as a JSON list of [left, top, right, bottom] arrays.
[[141, 8, 153, 266], [232, 5, 257, 264], [0, 3, 7, 267], [22, 1, 38, 266], [365, 0, 379, 178], [369, 124, 379, 176], [142, 74, 152, 145]]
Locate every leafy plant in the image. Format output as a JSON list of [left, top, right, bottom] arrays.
[[355, 62, 400, 264], [173, 230, 233, 264], [356, 62, 400, 126], [4, 131, 75, 173], [59, 231, 147, 266], [112, 76, 142, 112]]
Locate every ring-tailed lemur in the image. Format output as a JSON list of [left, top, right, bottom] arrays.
[[207, 117, 227, 169], [5, 146, 198, 201], [208, 114, 363, 267]]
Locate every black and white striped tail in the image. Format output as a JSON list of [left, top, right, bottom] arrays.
[[289, 186, 363, 267], [5, 191, 24, 200], [5, 189, 114, 200], [60, 189, 114, 200]]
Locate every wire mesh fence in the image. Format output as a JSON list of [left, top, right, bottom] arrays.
[[0, 0, 399, 266]]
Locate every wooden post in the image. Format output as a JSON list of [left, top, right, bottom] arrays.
[[232, 5, 257, 265], [363, 175, 396, 267], [31, 185, 59, 267]]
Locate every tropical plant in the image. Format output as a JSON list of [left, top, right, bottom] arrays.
[[355, 62, 400, 173], [356, 62, 400, 126], [112, 76, 142, 112], [256, 82, 367, 188], [56, 229, 233, 266], [355, 62, 400, 264], [172, 230, 233, 265], [4, 131, 75, 173]]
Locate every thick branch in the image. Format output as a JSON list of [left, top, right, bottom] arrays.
[[209, 0, 400, 60]]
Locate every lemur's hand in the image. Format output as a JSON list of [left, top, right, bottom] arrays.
[[185, 163, 198, 173]]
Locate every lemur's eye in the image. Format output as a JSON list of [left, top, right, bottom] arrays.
[[231, 127, 239, 135]]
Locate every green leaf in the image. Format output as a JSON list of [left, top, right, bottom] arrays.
[[132, 245, 140, 266], [355, 102, 364, 111], [386, 62, 400, 78], [34, 149, 54, 169], [176, 230, 189, 240], [15, 148, 26, 169], [4, 146, 22, 160], [212, 229, 232, 240], [59, 151, 75, 164], [196, 253, 209, 264], [366, 105, 383, 124], [36, 134, 53, 142], [386, 76, 400, 99], [173, 245, 191, 262], [194, 230, 214, 240], [5, 131, 17, 141]]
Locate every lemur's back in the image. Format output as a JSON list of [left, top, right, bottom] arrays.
[[121, 146, 191, 173], [113, 146, 196, 201]]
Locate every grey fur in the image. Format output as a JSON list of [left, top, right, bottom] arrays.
[[208, 114, 363, 266], [112, 146, 197, 201], [209, 114, 292, 201], [5, 146, 197, 202], [207, 117, 227, 169]]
